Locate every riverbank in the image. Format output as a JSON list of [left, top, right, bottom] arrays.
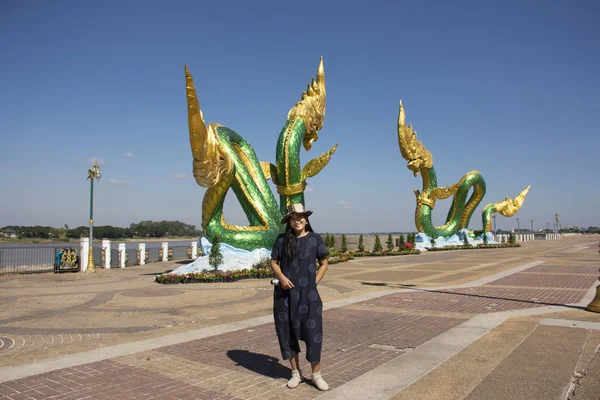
[[0, 236, 200, 245]]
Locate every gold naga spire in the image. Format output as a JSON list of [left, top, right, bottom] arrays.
[[287, 56, 326, 151], [185, 65, 233, 188], [397, 101, 433, 176]]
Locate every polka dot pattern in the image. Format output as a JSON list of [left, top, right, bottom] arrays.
[[271, 232, 326, 364]]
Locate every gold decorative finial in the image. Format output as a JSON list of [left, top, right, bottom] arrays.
[[301, 143, 338, 182], [397, 101, 433, 176], [287, 56, 326, 151]]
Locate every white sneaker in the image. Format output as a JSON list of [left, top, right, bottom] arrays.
[[287, 369, 302, 388], [311, 371, 329, 391]]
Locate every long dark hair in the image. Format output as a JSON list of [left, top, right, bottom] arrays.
[[283, 216, 314, 262]]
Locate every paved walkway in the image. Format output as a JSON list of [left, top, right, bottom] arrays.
[[0, 236, 599, 399]]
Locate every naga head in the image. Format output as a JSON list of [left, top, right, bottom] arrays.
[[287, 57, 326, 151], [397, 101, 433, 176], [493, 185, 532, 217]]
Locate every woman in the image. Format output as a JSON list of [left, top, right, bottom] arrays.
[[270, 203, 330, 391]]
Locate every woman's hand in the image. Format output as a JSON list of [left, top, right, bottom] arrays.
[[280, 276, 295, 290]]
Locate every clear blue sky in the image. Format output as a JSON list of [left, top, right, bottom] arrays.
[[1, 0, 598, 233]]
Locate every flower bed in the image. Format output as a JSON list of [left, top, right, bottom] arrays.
[[155, 267, 274, 284], [155, 247, 423, 284], [326, 252, 355, 264], [351, 249, 421, 257]]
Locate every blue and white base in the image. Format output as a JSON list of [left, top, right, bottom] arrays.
[[169, 237, 271, 275], [415, 229, 497, 251]]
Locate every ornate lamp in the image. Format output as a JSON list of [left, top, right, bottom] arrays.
[[86, 163, 101, 273]]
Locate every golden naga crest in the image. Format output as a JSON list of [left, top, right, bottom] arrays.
[[397, 101, 433, 176], [185, 66, 234, 189], [287, 56, 326, 151]]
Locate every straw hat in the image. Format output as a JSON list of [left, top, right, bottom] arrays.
[[281, 203, 313, 224]]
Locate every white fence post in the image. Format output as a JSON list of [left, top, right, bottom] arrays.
[[80, 237, 89, 272], [102, 239, 111, 269], [191, 241, 198, 259], [118, 243, 126, 268], [161, 242, 168, 262], [138, 243, 146, 265]]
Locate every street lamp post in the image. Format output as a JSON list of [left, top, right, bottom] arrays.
[[492, 214, 497, 233], [530, 219, 534, 232], [516, 218, 520, 232], [86, 163, 101, 273]]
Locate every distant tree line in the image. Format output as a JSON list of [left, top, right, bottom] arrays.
[[1, 220, 202, 240]]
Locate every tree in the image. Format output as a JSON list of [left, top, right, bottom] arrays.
[[398, 233, 405, 250], [324, 234, 335, 250], [410, 233, 416, 245], [483, 232, 489, 245], [341, 234, 348, 252], [358, 234, 365, 252], [373, 234, 383, 252], [509, 232, 516, 244], [209, 234, 224, 271], [386, 234, 394, 251]]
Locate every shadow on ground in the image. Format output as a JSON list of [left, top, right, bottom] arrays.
[[140, 270, 173, 276], [227, 349, 290, 379], [359, 282, 587, 310]]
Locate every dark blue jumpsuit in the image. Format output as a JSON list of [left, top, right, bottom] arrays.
[[271, 232, 329, 363]]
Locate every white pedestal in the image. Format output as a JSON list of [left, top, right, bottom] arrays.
[[118, 243, 126, 268], [191, 241, 198, 259], [80, 237, 89, 272], [102, 239, 111, 269], [161, 242, 168, 262], [138, 243, 146, 265]]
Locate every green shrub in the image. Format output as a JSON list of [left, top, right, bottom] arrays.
[[358, 234, 365, 252], [209, 234, 223, 271], [373, 234, 383, 252]]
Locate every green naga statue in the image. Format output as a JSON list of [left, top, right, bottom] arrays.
[[185, 57, 337, 250], [396, 101, 531, 238]]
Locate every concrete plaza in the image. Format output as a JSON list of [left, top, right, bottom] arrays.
[[0, 236, 599, 399]]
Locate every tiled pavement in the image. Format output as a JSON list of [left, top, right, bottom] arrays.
[[0, 261, 598, 399]]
